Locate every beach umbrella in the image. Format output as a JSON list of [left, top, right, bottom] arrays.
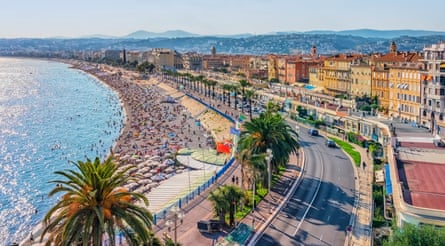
[[163, 159, 175, 165], [151, 174, 164, 182]]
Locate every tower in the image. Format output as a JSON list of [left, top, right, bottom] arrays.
[[211, 46, 216, 56], [310, 45, 317, 57], [390, 41, 397, 54]]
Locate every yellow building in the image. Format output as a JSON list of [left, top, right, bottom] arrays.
[[322, 54, 361, 96], [350, 61, 372, 98], [371, 41, 422, 114], [309, 66, 323, 88], [388, 66, 422, 123], [267, 55, 278, 81], [371, 66, 390, 111]]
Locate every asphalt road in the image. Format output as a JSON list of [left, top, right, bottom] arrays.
[[255, 125, 355, 246]]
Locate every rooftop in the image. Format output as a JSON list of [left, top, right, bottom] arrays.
[[397, 141, 445, 210]]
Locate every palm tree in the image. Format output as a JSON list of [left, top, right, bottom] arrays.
[[207, 79, 218, 99], [244, 89, 255, 119], [195, 75, 205, 94], [232, 85, 240, 111], [41, 156, 153, 246], [238, 107, 299, 181], [208, 185, 244, 227], [222, 84, 233, 107], [236, 137, 266, 191], [239, 79, 250, 113]]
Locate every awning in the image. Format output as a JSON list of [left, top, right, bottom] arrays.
[[384, 164, 393, 195]]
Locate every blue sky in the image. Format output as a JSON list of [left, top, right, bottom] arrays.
[[1, 0, 444, 38]]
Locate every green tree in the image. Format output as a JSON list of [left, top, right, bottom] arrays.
[[222, 84, 234, 107], [384, 223, 445, 246], [41, 156, 153, 246], [244, 89, 255, 119], [239, 79, 250, 113], [208, 185, 244, 227], [235, 137, 266, 191], [207, 79, 218, 99], [238, 108, 299, 184]]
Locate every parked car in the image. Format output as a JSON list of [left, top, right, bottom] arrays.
[[308, 128, 319, 136], [197, 220, 223, 233], [326, 139, 336, 148]]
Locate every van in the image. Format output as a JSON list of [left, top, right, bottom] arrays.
[[197, 220, 223, 233], [308, 128, 319, 136]]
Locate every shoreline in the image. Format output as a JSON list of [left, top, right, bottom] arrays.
[[20, 60, 234, 245]]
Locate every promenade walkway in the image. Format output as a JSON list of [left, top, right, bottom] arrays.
[[147, 155, 221, 212], [345, 144, 373, 246]]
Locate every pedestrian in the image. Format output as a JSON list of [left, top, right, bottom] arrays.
[[235, 176, 239, 185], [232, 175, 235, 183], [362, 161, 366, 170], [366, 148, 369, 157], [30, 232, 34, 242]]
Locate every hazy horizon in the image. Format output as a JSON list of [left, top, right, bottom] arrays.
[[1, 0, 444, 38]]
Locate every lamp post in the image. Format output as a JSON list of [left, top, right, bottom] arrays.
[[165, 206, 184, 245], [265, 148, 273, 195], [266, 148, 273, 214]]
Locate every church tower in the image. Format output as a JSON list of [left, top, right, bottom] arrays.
[[390, 41, 397, 54], [310, 45, 317, 57]]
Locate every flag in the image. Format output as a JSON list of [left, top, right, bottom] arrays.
[[238, 114, 246, 122], [216, 142, 231, 153], [230, 126, 240, 136]]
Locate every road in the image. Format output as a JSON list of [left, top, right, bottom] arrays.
[[254, 125, 355, 245]]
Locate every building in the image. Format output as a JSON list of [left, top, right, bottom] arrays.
[[421, 42, 445, 136], [126, 50, 144, 64], [371, 42, 421, 114], [267, 55, 279, 82], [322, 54, 362, 97], [152, 48, 175, 69], [247, 56, 268, 80], [104, 50, 122, 62], [182, 52, 203, 71], [350, 60, 372, 98], [388, 65, 422, 123]]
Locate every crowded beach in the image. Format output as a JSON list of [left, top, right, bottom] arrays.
[[70, 61, 234, 202]]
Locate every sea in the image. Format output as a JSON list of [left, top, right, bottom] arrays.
[[0, 58, 124, 244]]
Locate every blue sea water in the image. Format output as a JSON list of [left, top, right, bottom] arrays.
[[0, 58, 123, 244]]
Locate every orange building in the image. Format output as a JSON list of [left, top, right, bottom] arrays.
[[388, 66, 423, 123], [371, 42, 422, 113]]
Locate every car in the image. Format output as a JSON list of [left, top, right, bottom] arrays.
[[197, 220, 223, 233], [308, 128, 319, 136], [326, 139, 336, 148]]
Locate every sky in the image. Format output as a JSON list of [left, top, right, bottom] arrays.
[[1, 0, 444, 38]]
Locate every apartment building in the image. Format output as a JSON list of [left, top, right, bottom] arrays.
[[388, 66, 422, 123], [371, 42, 421, 113], [248, 56, 268, 80], [322, 54, 362, 97], [126, 50, 144, 64], [229, 55, 250, 73], [182, 52, 203, 71], [267, 54, 279, 82], [421, 42, 445, 136], [350, 61, 372, 98], [151, 48, 175, 69]]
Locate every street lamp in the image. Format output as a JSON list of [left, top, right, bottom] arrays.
[[265, 148, 273, 195], [165, 206, 184, 245]]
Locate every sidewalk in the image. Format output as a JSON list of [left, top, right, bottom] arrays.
[[345, 145, 373, 246], [243, 152, 303, 246]]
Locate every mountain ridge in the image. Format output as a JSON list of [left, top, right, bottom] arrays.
[[76, 28, 445, 40]]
